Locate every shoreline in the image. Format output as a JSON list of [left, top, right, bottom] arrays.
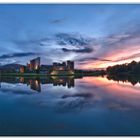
[[0, 73, 103, 77]]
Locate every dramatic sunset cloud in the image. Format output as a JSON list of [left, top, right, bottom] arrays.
[[0, 4, 140, 69]]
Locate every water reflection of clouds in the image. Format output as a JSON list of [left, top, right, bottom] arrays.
[[1, 76, 140, 113], [107, 102, 130, 111], [78, 77, 140, 110], [0, 88, 33, 95], [53, 76, 140, 113], [0, 83, 38, 94], [55, 97, 94, 113], [62, 93, 93, 99], [55, 99, 132, 113], [54, 93, 132, 113]]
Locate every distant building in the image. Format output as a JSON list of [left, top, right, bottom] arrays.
[[67, 60, 74, 70]]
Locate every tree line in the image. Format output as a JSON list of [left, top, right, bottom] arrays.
[[106, 61, 140, 75]]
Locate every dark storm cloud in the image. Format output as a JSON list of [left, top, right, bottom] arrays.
[[0, 52, 39, 59], [62, 47, 93, 53]]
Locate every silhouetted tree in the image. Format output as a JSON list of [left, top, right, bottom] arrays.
[[106, 61, 140, 75]]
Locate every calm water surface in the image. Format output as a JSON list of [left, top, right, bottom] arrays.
[[0, 76, 140, 136]]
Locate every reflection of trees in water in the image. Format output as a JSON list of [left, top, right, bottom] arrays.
[[0, 76, 78, 92], [107, 74, 140, 86]]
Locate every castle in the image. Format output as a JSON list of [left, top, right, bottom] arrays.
[[20, 57, 75, 75]]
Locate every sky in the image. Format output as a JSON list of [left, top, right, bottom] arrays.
[[0, 4, 140, 69]]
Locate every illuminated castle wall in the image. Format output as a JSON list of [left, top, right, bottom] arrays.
[[51, 60, 74, 75], [27, 57, 40, 71], [52, 61, 74, 71]]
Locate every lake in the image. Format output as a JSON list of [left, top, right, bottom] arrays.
[[0, 75, 140, 136]]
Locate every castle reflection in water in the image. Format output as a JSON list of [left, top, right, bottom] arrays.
[[0, 76, 82, 92]]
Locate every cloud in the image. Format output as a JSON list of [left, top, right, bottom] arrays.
[[12, 32, 95, 51], [54, 33, 95, 54], [50, 18, 66, 24], [62, 93, 93, 99], [100, 26, 140, 52], [75, 27, 140, 67], [12, 37, 50, 46], [62, 47, 93, 53], [103, 34, 132, 46], [77, 56, 112, 62], [9, 26, 140, 69], [113, 52, 140, 62], [12, 32, 95, 49], [0, 52, 39, 60], [55, 33, 94, 47]]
